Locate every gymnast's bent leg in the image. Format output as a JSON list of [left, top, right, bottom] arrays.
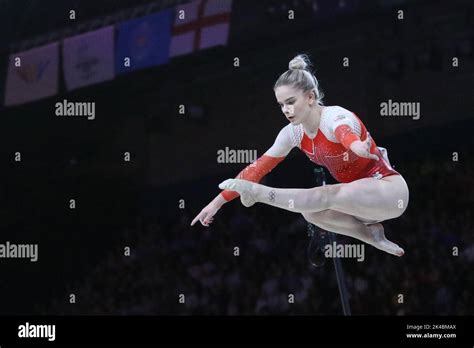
[[302, 209, 404, 256]]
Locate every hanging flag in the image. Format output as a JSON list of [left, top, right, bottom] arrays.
[[4, 42, 59, 106], [62, 26, 115, 91], [170, 0, 233, 58], [116, 9, 173, 74]]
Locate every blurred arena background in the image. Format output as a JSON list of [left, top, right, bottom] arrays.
[[0, 0, 473, 315]]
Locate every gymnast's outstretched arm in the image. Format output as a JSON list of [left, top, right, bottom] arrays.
[[190, 124, 294, 226]]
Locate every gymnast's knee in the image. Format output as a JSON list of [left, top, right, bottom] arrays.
[[308, 185, 332, 210], [301, 210, 332, 227]]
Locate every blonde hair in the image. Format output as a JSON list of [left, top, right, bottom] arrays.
[[274, 54, 324, 106]]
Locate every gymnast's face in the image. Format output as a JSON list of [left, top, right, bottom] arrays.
[[275, 85, 315, 125]]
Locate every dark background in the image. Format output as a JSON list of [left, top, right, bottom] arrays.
[[0, 0, 473, 315]]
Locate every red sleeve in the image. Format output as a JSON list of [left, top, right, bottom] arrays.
[[334, 124, 360, 150], [220, 155, 285, 201]]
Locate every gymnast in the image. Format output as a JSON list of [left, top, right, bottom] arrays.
[[192, 54, 409, 257]]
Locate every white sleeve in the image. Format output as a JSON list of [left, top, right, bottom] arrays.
[[323, 107, 362, 137], [264, 124, 295, 157], [331, 113, 356, 132]]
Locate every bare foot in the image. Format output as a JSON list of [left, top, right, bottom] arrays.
[[219, 179, 257, 207], [366, 223, 404, 257]]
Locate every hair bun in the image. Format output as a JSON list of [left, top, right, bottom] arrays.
[[289, 54, 310, 71]]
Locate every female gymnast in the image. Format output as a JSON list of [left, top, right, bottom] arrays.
[[191, 54, 409, 257]]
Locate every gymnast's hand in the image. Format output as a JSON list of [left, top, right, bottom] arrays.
[[349, 133, 379, 161], [191, 195, 226, 227]]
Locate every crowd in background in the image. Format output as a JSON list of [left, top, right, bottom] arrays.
[[43, 150, 474, 315], [1, 0, 471, 317]]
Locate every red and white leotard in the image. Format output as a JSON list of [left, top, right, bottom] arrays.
[[221, 105, 399, 201], [289, 106, 399, 183]]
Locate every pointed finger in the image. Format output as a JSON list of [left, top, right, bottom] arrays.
[[191, 215, 199, 226]]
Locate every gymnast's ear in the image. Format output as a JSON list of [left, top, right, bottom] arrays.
[[307, 89, 316, 105]]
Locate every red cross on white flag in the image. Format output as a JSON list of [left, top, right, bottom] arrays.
[[170, 0, 233, 58]]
